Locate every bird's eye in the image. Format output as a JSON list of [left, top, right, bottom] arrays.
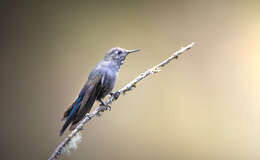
[[117, 51, 122, 55]]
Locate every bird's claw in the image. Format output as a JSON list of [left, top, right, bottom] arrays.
[[110, 91, 120, 100], [99, 100, 112, 111], [102, 104, 111, 111], [106, 105, 112, 111]]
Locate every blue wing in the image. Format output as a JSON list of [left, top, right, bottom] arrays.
[[60, 73, 103, 136], [60, 88, 86, 136]]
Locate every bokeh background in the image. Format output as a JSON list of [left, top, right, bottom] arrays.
[[2, 0, 260, 160]]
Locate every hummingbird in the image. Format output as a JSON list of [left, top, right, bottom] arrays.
[[60, 47, 140, 136]]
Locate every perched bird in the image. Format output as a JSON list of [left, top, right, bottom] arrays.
[[60, 47, 140, 136]]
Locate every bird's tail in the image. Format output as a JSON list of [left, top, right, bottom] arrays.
[[60, 98, 82, 136], [60, 117, 72, 136]]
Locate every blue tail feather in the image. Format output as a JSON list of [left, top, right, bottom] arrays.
[[60, 89, 85, 136]]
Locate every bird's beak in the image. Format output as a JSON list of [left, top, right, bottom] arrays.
[[127, 49, 141, 54]]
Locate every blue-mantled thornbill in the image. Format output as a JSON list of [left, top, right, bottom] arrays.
[[60, 47, 140, 136]]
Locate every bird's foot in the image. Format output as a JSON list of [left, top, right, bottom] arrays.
[[99, 99, 112, 111], [110, 91, 120, 100], [104, 104, 111, 111]]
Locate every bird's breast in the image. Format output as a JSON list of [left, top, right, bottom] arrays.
[[98, 69, 118, 99]]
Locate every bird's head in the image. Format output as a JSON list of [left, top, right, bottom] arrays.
[[104, 47, 140, 65]]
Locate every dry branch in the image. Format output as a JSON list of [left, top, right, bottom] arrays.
[[48, 42, 195, 160]]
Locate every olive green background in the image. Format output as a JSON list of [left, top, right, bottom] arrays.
[[2, 0, 260, 160]]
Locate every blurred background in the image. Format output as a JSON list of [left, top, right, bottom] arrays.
[[2, 0, 260, 160]]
